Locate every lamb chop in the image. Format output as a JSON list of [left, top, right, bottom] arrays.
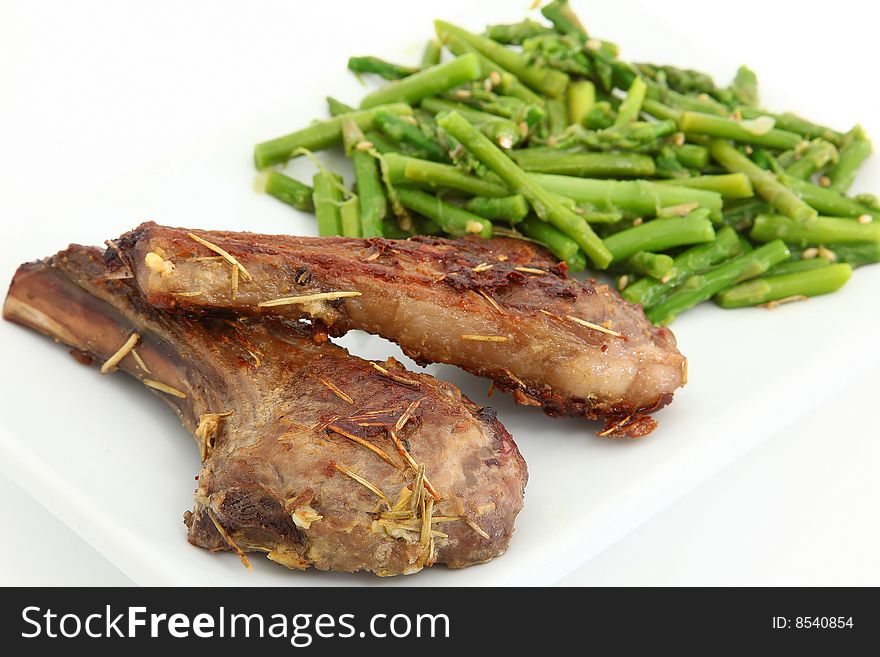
[[113, 222, 687, 437], [3, 245, 527, 576]]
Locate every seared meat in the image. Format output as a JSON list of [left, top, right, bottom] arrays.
[[4, 246, 527, 575], [114, 222, 686, 436]]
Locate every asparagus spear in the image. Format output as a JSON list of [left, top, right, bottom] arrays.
[[447, 86, 526, 118], [541, 0, 588, 38], [672, 143, 709, 169], [486, 20, 552, 45], [511, 150, 656, 177], [374, 110, 448, 161], [785, 139, 838, 180], [738, 107, 843, 144], [362, 130, 399, 155], [464, 195, 529, 223], [341, 119, 386, 237], [529, 173, 724, 220], [614, 77, 647, 126], [646, 240, 790, 325], [545, 97, 569, 136], [254, 103, 412, 169], [653, 145, 690, 179], [781, 174, 878, 219], [641, 97, 681, 122], [395, 188, 492, 238], [567, 80, 595, 126], [360, 53, 482, 109], [383, 153, 509, 197], [519, 216, 580, 266], [715, 263, 851, 308], [312, 170, 344, 237], [327, 96, 355, 116], [625, 251, 676, 280], [721, 197, 769, 231], [421, 97, 520, 148], [603, 210, 716, 263], [584, 100, 616, 129], [750, 213, 880, 246], [729, 65, 758, 107], [634, 62, 734, 107], [420, 40, 442, 68], [339, 197, 362, 238], [679, 111, 805, 149], [659, 173, 754, 199], [709, 139, 817, 223], [622, 225, 743, 307], [553, 120, 678, 152], [442, 34, 544, 105], [437, 111, 613, 268], [645, 85, 729, 116], [765, 256, 832, 277], [435, 21, 570, 97], [260, 170, 314, 213], [827, 125, 872, 192], [348, 56, 418, 81], [805, 242, 880, 267]]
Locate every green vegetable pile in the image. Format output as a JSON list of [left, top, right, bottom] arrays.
[[253, 0, 878, 325]]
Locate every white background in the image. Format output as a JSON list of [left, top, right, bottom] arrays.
[[1, 0, 878, 586]]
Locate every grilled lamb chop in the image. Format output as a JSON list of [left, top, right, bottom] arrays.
[[114, 222, 687, 436], [4, 246, 527, 575]]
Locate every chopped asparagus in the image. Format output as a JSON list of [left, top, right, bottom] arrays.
[[253, 4, 878, 324]]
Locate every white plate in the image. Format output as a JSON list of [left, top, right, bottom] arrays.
[[1, 0, 878, 586]]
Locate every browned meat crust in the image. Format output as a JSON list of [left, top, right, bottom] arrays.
[[3, 246, 527, 575], [113, 222, 686, 436]]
